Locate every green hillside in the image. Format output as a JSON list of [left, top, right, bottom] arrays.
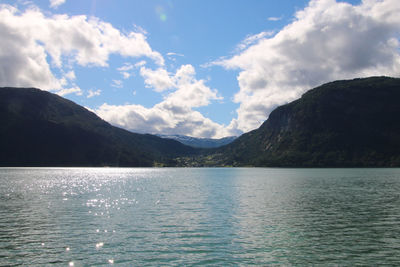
[[196, 77, 400, 167]]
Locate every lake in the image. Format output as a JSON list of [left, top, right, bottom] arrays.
[[1, 168, 400, 266]]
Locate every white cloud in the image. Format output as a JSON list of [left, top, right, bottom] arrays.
[[132, 24, 147, 35], [87, 89, 101, 98], [268, 16, 283, 21], [216, 0, 400, 133], [117, 63, 134, 72], [117, 63, 134, 79], [49, 0, 65, 9], [57, 86, 82, 96], [236, 31, 274, 51], [135, 60, 147, 68], [64, 70, 76, 81], [121, 72, 131, 79], [96, 65, 238, 138], [140, 67, 175, 92], [97, 103, 235, 138], [0, 4, 164, 93], [166, 52, 184, 58], [166, 52, 184, 62]]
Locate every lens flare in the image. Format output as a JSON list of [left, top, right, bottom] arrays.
[[155, 5, 167, 22]]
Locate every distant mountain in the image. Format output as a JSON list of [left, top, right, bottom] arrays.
[[157, 134, 237, 148], [197, 77, 400, 167], [0, 87, 196, 167]]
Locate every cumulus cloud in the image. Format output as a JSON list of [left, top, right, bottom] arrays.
[[140, 67, 175, 92], [0, 4, 164, 93], [215, 0, 400, 133], [139, 64, 213, 94], [0, 3, 235, 138], [96, 65, 237, 138], [49, 0, 66, 9]]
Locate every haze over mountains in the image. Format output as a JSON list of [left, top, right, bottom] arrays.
[[157, 134, 237, 148], [1, 76, 400, 167]]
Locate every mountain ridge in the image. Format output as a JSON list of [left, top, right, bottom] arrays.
[[1, 76, 400, 167], [204, 76, 400, 167], [0, 87, 196, 167]]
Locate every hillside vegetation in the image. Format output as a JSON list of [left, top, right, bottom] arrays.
[[203, 77, 400, 167], [1, 77, 400, 167], [0, 87, 196, 167]]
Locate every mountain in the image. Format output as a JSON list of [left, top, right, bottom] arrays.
[[3, 77, 400, 168], [201, 77, 400, 167], [157, 134, 237, 148], [0, 87, 196, 167]]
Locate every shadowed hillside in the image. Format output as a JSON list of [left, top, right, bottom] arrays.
[[0, 87, 196, 167], [189, 77, 400, 167], [2, 77, 400, 167]]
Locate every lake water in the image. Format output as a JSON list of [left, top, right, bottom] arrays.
[[1, 168, 400, 266]]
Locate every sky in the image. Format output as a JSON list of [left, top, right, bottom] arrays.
[[0, 0, 399, 138]]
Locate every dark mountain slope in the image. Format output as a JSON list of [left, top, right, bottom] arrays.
[[0, 87, 196, 167], [214, 77, 400, 167]]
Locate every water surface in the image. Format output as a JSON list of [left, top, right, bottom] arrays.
[[1, 168, 400, 266]]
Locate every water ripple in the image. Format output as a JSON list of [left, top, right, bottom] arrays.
[[1, 167, 400, 265]]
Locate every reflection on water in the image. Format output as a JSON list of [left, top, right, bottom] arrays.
[[1, 167, 400, 265]]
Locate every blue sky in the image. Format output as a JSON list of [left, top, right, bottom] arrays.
[[0, 0, 399, 137]]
